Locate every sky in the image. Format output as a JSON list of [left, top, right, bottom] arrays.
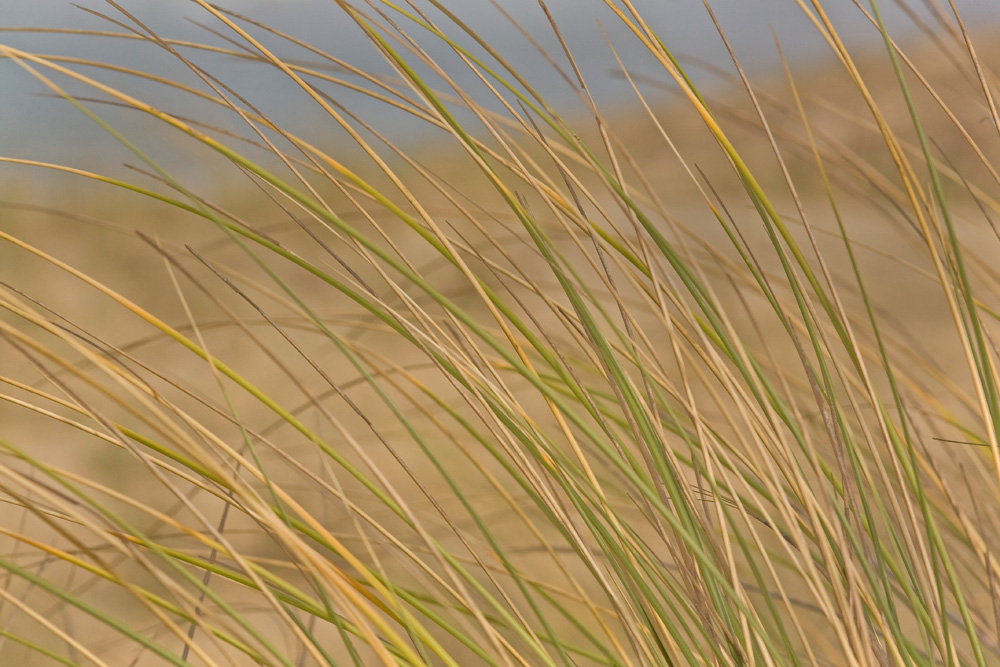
[[1, 0, 997, 176]]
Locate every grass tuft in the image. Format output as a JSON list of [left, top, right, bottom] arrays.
[[3, 1, 1000, 664]]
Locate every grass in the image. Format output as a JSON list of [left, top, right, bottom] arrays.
[[2, 0, 1000, 664]]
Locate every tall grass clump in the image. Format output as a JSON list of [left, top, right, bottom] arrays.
[[3, 0, 1000, 664]]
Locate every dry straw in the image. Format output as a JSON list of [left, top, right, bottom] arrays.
[[2, 1, 1000, 665]]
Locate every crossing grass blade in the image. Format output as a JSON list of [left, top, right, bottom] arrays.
[[2, 0, 1000, 664]]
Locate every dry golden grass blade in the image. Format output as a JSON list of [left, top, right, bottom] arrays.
[[3, 1, 1000, 664]]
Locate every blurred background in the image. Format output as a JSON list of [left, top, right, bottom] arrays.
[[2, 0, 997, 181]]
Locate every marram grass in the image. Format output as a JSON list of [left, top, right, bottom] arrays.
[[1, 0, 1000, 664]]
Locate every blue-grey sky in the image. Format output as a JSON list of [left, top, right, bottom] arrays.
[[1, 0, 997, 175]]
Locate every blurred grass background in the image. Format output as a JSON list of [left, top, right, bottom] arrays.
[[3, 1, 1000, 665]]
